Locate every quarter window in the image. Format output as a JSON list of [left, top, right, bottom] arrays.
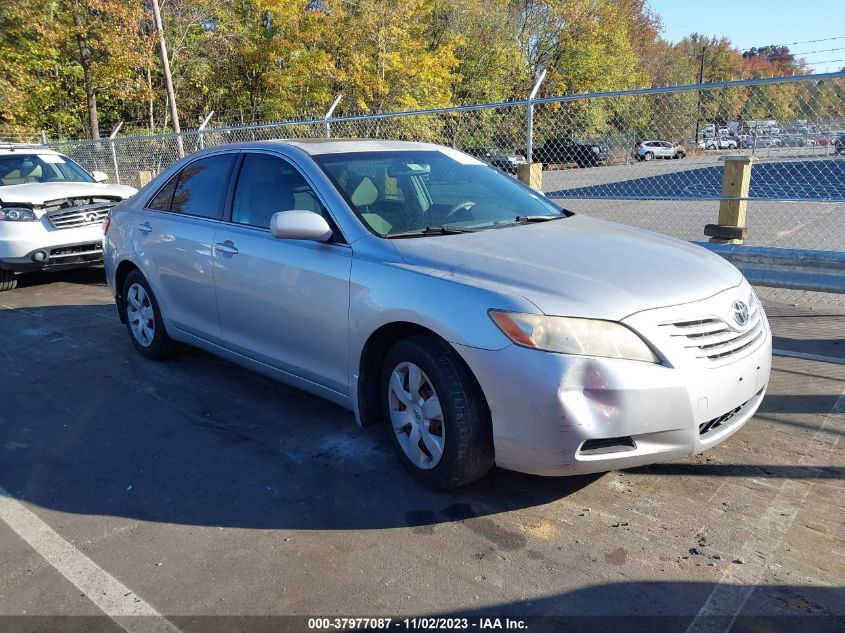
[[169, 154, 235, 218], [147, 173, 179, 212], [232, 153, 322, 229]]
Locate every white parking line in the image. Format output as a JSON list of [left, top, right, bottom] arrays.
[[0, 485, 181, 633], [685, 386, 845, 632]]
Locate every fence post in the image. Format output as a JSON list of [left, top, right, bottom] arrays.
[[197, 111, 214, 150], [137, 170, 153, 188], [522, 70, 546, 190], [705, 155, 752, 244], [40, 130, 47, 145], [324, 94, 342, 138], [109, 121, 123, 184]]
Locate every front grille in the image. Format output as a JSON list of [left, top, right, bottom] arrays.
[[698, 391, 761, 436], [659, 299, 765, 363], [42, 242, 103, 267], [45, 199, 116, 230]]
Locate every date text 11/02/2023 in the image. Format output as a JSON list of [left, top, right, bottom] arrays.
[[307, 617, 529, 630]]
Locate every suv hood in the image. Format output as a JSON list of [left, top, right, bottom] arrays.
[[390, 215, 742, 321], [0, 182, 136, 206]]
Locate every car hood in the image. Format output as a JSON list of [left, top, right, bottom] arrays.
[[0, 182, 137, 206], [390, 215, 743, 321]]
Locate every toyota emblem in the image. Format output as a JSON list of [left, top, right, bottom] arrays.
[[732, 300, 749, 326]]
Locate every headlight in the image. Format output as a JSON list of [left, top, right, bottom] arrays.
[[0, 207, 38, 221], [591, 146, 600, 153], [489, 310, 660, 363]]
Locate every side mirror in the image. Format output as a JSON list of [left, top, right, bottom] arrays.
[[270, 210, 333, 242], [91, 170, 109, 183]]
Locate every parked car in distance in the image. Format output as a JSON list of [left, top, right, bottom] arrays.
[[836, 134, 845, 155], [533, 137, 609, 168], [700, 136, 738, 150], [0, 144, 137, 291], [463, 146, 527, 173], [633, 140, 686, 161], [105, 139, 772, 489]]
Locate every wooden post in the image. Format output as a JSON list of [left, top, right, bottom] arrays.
[[517, 163, 543, 191], [137, 170, 153, 188], [705, 155, 752, 244]]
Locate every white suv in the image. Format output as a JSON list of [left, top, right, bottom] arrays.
[[0, 144, 136, 290]]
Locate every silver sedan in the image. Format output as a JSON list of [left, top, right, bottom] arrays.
[[104, 139, 771, 489]]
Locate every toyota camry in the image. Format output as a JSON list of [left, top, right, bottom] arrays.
[[104, 139, 771, 489]]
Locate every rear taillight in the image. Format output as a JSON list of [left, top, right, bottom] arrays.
[[103, 215, 111, 235]]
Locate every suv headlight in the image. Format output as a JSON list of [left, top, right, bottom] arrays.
[[0, 207, 38, 221], [489, 310, 660, 363]]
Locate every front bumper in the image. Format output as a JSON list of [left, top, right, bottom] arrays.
[[0, 220, 104, 271], [454, 297, 772, 476]]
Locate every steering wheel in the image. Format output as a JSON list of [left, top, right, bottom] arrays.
[[446, 200, 477, 219]]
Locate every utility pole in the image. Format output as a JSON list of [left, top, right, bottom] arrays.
[[695, 45, 707, 144], [70, 0, 99, 141], [150, 0, 183, 158]]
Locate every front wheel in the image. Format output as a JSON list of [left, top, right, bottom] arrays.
[[381, 335, 494, 489], [122, 270, 180, 360], [0, 269, 17, 292]]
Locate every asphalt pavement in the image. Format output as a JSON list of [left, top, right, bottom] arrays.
[[0, 269, 842, 632]]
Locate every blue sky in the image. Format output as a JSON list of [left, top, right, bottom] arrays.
[[647, 0, 845, 73]]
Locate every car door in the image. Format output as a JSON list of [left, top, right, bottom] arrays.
[[132, 153, 236, 341], [658, 142, 673, 158], [212, 151, 352, 394]]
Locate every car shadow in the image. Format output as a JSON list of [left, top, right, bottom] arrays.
[[0, 303, 599, 531], [14, 265, 108, 290], [429, 581, 845, 631]]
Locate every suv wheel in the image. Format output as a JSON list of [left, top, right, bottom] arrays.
[[381, 334, 494, 489], [0, 269, 17, 292], [123, 270, 180, 360], [644, 151, 654, 161]]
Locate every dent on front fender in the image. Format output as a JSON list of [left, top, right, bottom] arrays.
[[348, 258, 535, 355]]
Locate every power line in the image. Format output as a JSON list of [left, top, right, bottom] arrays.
[[808, 58, 845, 66], [779, 35, 845, 47], [737, 35, 845, 51], [792, 47, 845, 56]]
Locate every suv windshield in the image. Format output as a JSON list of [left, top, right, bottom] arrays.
[[0, 153, 94, 187], [315, 150, 565, 237]]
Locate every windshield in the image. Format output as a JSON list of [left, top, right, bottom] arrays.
[[0, 153, 94, 187], [315, 150, 565, 236]]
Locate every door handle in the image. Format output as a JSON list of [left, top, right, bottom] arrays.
[[214, 241, 238, 256], [137, 222, 152, 233]]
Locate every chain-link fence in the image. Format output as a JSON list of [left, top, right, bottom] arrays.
[[48, 72, 845, 304]]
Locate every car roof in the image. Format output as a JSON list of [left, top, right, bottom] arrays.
[[205, 138, 449, 156], [0, 144, 60, 157]]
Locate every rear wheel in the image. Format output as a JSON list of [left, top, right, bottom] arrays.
[[122, 270, 180, 360], [0, 269, 17, 292], [381, 335, 494, 489], [644, 151, 654, 161]]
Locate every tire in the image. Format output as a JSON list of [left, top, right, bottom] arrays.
[[381, 334, 494, 490], [122, 269, 180, 360], [644, 151, 654, 161], [0, 268, 17, 292]]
